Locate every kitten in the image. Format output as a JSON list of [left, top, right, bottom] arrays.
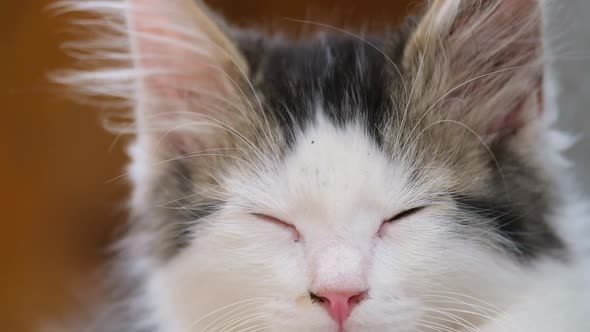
[[51, 0, 590, 331]]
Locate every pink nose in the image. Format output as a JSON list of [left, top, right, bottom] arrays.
[[311, 290, 368, 325]]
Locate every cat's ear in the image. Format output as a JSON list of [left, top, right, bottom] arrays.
[[402, 0, 543, 139], [126, 0, 249, 155]]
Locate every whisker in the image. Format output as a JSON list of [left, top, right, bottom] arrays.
[[213, 311, 273, 332], [282, 17, 408, 100], [403, 65, 527, 149], [190, 298, 271, 328], [237, 325, 272, 332], [415, 320, 461, 332], [421, 308, 480, 332], [406, 119, 510, 200], [395, 5, 436, 157]]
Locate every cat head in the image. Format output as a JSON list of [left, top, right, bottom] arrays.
[[56, 0, 566, 331]]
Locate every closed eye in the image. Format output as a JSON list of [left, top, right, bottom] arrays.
[[384, 206, 426, 223], [252, 213, 301, 242], [378, 206, 426, 237]]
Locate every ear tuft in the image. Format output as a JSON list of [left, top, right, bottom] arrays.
[[403, 0, 543, 138], [126, 0, 247, 101], [52, 0, 250, 155]]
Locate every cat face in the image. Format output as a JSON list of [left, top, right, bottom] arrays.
[[56, 0, 564, 331], [150, 116, 532, 332]]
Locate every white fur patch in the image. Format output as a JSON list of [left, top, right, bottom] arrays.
[[142, 116, 588, 332]]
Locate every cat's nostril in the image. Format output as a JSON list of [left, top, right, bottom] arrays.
[[309, 289, 368, 325], [348, 291, 367, 305], [309, 291, 327, 304]]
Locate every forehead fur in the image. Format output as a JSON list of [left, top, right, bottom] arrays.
[[53, 0, 563, 262], [127, 28, 562, 261], [235, 115, 407, 225], [236, 31, 412, 147]]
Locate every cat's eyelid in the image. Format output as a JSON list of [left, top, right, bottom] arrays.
[[385, 206, 426, 223], [251, 213, 301, 242], [251, 213, 290, 224]]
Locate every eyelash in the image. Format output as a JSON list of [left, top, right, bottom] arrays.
[[384, 206, 426, 223], [252, 213, 301, 242]]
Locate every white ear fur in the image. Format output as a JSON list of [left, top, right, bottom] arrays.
[[404, 0, 543, 138], [52, 0, 249, 155], [126, 0, 248, 154]]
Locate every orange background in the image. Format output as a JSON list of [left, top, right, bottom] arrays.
[[1, 1, 412, 331]]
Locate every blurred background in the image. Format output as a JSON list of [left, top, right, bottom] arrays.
[[1, 1, 588, 332]]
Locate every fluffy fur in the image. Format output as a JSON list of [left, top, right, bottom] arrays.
[[50, 0, 590, 331]]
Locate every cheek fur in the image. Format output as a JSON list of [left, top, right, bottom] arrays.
[[374, 215, 521, 300], [151, 215, 313, 330]]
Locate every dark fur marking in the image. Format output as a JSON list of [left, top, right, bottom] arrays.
[[168, 162, 222, 249], [453, 144, 564, 259], [238, 33, 405, 147]]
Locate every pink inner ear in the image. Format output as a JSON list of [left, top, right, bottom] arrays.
[[128, 0, 233, 104], [486, 80, 543, 136], [125, 0, 247, 155], [487, 106, 525, 136], [439, 0, 543, 136]]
